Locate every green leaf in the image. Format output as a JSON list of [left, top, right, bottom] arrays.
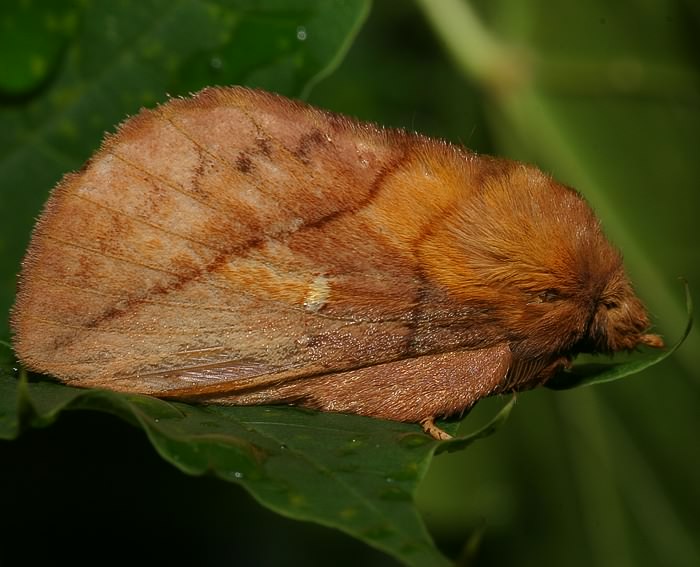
[[0, 366, 517, 567], [436, 395, 516, 455]]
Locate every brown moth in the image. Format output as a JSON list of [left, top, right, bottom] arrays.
[[11, 86, 663, 439]]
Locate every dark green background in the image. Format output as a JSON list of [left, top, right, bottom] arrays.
[[1, 1, 698, 566]]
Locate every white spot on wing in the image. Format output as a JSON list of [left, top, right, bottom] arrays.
[[304, 275, 330, 312]]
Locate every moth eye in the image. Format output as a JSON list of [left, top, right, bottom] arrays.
[[528, 289, 562, 305], [540, 289, 561, 302]]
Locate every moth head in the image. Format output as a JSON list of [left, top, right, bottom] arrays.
[[580, 270, 664, 354], [420, 161, 663, 356], [520, 268, 664, 357]]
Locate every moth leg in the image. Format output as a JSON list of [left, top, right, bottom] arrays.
[[420, 417, 453, 440]]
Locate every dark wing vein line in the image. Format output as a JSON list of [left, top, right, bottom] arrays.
[[70, 192, 228, 253], [108, 149, 223, 214], [43, 233, 185, 278]]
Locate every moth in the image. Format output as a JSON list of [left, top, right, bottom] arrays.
[[11, 86, 663, 439]]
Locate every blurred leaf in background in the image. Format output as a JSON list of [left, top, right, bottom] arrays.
[[1, 0, 699, 566]]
